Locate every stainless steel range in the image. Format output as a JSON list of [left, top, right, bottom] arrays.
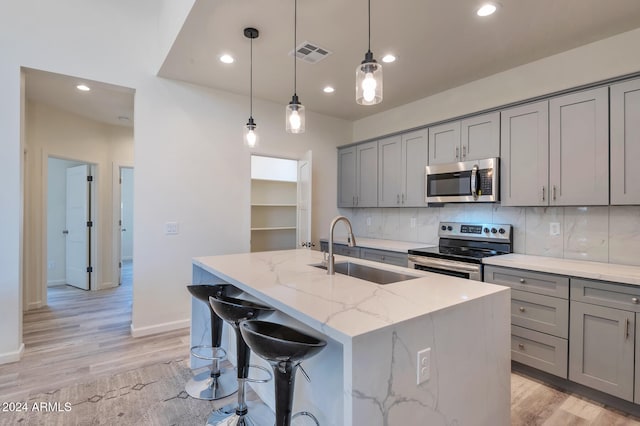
[[408, 222, 513, 281]]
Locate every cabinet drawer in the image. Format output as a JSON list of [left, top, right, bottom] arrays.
[[360, 248, 408, 267], [332, 244, 361, 258], [571, 278, 640, 312], [511, 325, 568, 378], [484, 266, 568, 298], [511, 290, 568, 338]]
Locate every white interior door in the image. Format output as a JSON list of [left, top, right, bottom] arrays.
[[119, 167, 134, 284], [297, 151, 312, 248], [65, 165, 90, 290]]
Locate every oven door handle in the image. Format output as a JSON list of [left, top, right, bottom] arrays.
[[408, 255, 482, 273]]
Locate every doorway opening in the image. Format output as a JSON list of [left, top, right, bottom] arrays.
[[46, 157, 96, 291], [249, 153, 312, 252], [116, 166, 134, 287]]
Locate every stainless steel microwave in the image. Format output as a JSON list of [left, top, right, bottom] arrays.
[[425, 157, 499, 203]]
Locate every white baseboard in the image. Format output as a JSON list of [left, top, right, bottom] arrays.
[[27, 301, 43, 310], [47, 279, 66, 287], [130, 318, 190, 338], [0, 343, 25, 365]]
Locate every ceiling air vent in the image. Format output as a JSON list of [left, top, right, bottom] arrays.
[[290, 41, 332, 64]]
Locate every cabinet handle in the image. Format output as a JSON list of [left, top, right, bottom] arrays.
[[625, 318, 630, 340], [632, 297, 639, 304], [519, 278, 526, 284], [455, 146, 459, 159], [553, 185, 557, 201], [519, 306, 526, 313], [397, 194, 400, 204], [356, 196, 359, 206], [518, 343, 525, 350], [352, 196, 355, 206], [402, 193, 405, 204], [462, 145, 467, 159], [542, 186, 545, 202]]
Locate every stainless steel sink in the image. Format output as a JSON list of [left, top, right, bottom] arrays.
[[311, 261, 419, 285]]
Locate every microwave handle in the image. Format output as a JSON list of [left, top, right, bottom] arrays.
[[471, 164, 479, 200]]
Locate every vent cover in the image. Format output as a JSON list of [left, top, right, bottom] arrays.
[[290, 41, 332, 64]]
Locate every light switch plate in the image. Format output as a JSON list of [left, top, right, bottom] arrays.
[[366, 217, 372, 226], [165, 222, 179, 235], [417, 347, 431, 385], [410, 218, 417, 228], [549, 222, 560, 236]]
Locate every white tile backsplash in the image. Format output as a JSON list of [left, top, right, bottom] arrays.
[[563, 206, 609, 262], [525, 207, 564, 257], [609, 206, 640, 266]]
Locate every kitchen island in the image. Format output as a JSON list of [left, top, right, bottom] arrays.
[[191, 249, 510, 425]]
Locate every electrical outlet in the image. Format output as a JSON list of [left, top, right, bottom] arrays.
[[410, 217, 417, 228], [416, 347, 431, 385], [165, 222, 179, 235], [366, 217, 372, 226], [549, 222, 560, 236], [47, 261, 55, 270]]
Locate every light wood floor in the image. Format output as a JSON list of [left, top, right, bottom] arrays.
[[2, 263, 640, 424]]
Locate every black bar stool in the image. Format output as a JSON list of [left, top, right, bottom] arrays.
[[240, 320, 327, 426], [186, 284, 239, 401], [207, 294, 276, 426]]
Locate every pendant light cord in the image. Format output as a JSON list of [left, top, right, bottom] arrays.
[[293, 0, 297, 96], [368, 0, 371, 52], [250, 36, 253, 117]]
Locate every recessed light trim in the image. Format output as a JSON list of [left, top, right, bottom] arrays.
[[477, 3, 498, 16], [323, 86, 335, 94], [382, 54, 396, 63], [219, 54, 234, 64], [76, 84, 91, 91]]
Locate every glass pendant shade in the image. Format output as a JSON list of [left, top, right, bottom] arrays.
[[286, 95, 305, 133], [244, 117, 258, 148], [356, 52, 383, 105]]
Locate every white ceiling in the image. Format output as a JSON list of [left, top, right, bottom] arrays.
[[24, 68, 135, 128], [159, 0, 640, 121]]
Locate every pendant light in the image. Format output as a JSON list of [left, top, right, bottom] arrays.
[[355, 0, 382, 105], [244, 27, 259, 147], [286, 0, 305, 133]]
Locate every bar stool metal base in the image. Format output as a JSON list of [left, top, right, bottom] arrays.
[[206, 400, 275, 426], [185, 368, 238, 401]]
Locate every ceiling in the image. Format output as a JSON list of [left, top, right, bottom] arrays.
[[24, 68, 135, 128], [159, 0, 640, 121]]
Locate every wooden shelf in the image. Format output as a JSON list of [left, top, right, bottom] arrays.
[[251, 178, 296, 183], [251, 227, 296, 231], [251, 204, 297, 207]]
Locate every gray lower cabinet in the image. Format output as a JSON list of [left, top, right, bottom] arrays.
[[569, 300, 635, 401], [319, 241, 408, 267], [484, 265, 569, 378]]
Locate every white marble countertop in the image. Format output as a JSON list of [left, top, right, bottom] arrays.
[[483, 254, 640, 286], [194, 249, 508, 343], [319, 237, 434, 253]]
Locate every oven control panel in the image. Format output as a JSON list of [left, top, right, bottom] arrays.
[[438, 222, 512, 241]]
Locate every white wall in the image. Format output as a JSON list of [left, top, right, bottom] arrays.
[[121, 168, 134, 260], [47, 158, 85, 286], [353, 27, 640, 142], [0, 0, 351, 360]]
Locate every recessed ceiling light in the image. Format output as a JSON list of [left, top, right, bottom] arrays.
[[382, 54, 396, 63], [477, 3, 498, 16], [76, 84, 90, 91], [219, 54, 234, 64], [323, 86, 335, 94]]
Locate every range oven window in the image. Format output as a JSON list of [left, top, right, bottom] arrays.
[[428, 172, 472, 196]]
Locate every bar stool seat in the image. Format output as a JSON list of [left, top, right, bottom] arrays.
[[207, 294, 276, 426], [185, 284, 240, 401], [240, 320, 326, 426]]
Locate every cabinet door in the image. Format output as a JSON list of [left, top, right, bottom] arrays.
[[461, 112, 500, 161], [377, 136, 402, 207], [611, 79, 640, 205], [401, 129, 428, 207], [569, 301, 634, 401], [428, 121, 460, 165], [337, 146, 357, 207], [549, 87, 609, 205], [356, 141, 378, 207], [500, 101, 549, 206], [635, 312, 640, 404]]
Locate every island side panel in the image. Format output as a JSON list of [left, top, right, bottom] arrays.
[[349, 289, 511, 426], [190, 265, 232, 369]]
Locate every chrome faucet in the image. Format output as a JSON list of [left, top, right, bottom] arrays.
[[327, 216, 356, 275]]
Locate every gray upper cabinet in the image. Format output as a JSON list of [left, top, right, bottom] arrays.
[[461, 112, 500, 161], [337, 141, 378, 207], [549, 87, 609, 206], [429, 112, 500, 165], [500, 101, 549, 206], [355, 141, 378, 207], [378, 130, 428, 207], [337, 146, 357, 207], [428, 121, 460, 165], [377, 135, 403, 207], [611, 78, 640, 205]]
